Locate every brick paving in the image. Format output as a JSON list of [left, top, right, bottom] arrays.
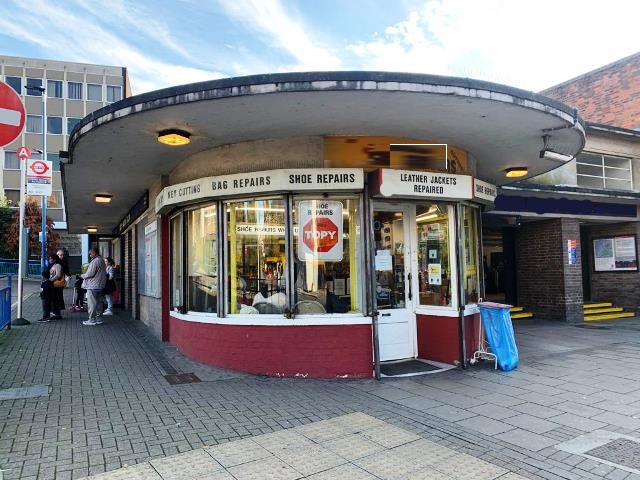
[[3, 292, 640, 479]]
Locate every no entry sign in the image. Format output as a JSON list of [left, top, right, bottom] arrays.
[[297, 200, 343, 261], [0, 81, 26, 147]]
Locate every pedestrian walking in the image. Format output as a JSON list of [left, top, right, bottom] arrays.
[[103, 257, 116, 315], [81, 248, 107, 326], [49, 253, 65, 319]]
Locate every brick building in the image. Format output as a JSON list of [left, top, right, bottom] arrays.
[[483, 52, 640, 321], [541, 52, 640, 130]]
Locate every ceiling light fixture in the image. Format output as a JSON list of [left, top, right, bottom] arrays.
[[87, 227, 98, 233], [539, 134, 573, 162], [157, 129, 191, 146], [94, 194, 113, 203], [504, 167, 529, 178]]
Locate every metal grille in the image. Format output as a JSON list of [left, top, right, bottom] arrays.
[[586, 438, 640, 470], [164, 373, 202, 385]]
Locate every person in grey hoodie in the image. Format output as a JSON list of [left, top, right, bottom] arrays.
[[81, 248, 107, 326]]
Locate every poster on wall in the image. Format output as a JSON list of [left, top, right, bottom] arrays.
[[593, 235, 638, 272], [567, 239, 577, 266], [428, 263, 442, 285], [297, 200, 344, 261]]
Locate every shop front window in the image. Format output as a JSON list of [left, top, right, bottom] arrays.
[[171, 214, 183, 310], [227, 198, 286, 314], [461, 205, 480, 304], [416, 203, 452, 306], [292, 197, 362, 314], [187, 205, 217, 313]]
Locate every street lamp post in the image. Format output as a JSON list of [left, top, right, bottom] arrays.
[[25, 84, 47, 273]]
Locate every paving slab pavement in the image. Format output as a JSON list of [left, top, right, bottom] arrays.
[[4, 292, 640, 479], [83, 413, 521, 480]]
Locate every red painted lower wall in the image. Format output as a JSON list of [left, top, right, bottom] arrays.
[[416, 313, 480, 364], [169, 316, 374, 378]]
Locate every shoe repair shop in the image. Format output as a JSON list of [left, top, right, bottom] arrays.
[[63, 72, 585, 378]]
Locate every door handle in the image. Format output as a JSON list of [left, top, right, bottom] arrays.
[[381, 313, 391, 317], [407, 272, 412, 301]]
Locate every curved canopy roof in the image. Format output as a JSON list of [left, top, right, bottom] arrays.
[[64, 71, 585, 233]]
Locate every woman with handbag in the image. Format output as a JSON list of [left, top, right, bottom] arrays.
[[49, 253, 66, 320]]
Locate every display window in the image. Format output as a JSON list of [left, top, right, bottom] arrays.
[[416, 203, 452, 307], [292, 197, 363, 314], [461, 204, 480, 304], [187, 205, 217, 313], [170, 213, 183, 310], [226, 198, 287, 314]]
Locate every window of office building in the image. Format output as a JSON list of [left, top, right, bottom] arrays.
[[576, 153, 633, 190], [49, 152, 60, 171], [186, 205, 217, 313], [67, 117, 81, 135], [47, 80, 63, 98], [292, 197, 362, 314], [416, 203, 452, 307], [4, 189, 19, 206], [227, 198, 286, 314], [67, 82, 83, 100], [47, 116, 62, 134], [26, 78, 42, 96], [26, 115, 42, 133], [87, 84, 102, 101], [4, 152, 20, 170], [5, 76, 21, 94], [26, 190, 63, 208], [107, 85, 122, 102]]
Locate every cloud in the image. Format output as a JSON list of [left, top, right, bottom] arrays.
[[0, 0, 225, 93], [217, 0, 342, 71], [346, 0, 640, 91]]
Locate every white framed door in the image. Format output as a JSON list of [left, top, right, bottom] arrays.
[[373, 203, 416, 361]]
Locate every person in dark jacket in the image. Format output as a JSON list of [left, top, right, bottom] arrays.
[[57, 249, 70, 278], [38, 270, 53, 322]]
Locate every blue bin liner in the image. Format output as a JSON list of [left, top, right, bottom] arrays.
[[478, 303, 519, 371]]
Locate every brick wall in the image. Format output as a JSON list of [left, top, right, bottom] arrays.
[[585, 222, 640, 310], [516, 218, 583, 321], [542, 52, 640, 130]]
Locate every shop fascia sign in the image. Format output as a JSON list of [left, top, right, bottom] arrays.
[[371, 169, 496, 203], [155, 168, 363, 213], [473, 178, 497, 204]]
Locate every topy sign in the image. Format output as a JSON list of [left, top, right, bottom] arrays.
[[0, 81, 26, 147]]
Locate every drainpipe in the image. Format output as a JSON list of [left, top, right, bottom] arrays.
[[455, 204, 467, 369], [364, 183, 381, 380]]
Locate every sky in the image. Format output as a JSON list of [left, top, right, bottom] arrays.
[[0, 0, 639, 95]]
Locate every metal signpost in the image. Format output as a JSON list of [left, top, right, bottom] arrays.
[[15, 146, 32, 325], [0, 81, 28, 325], [24, 85, 48, 273]]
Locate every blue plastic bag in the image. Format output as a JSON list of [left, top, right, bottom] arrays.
[[478, 303, 519, 371]]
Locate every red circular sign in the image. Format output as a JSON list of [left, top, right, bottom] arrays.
[[0, 81, 26, 147], [30, 160, 49, 175], [302, 217, 339, 252]]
